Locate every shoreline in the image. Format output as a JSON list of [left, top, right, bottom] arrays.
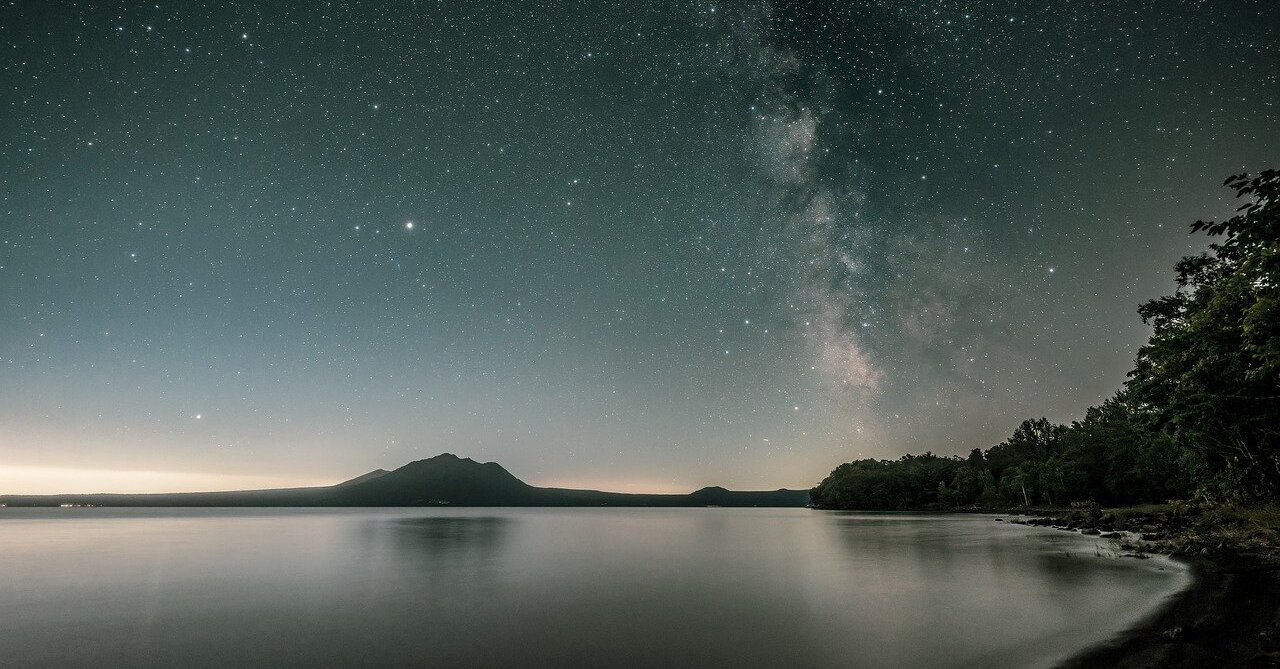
[[990, 507, 1280, 668], [828, 505, 1280, 667], [1060, 551, 1280, 668]]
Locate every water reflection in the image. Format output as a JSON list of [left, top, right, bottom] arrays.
[[382, 515, 513, 557], [0, 508, 1187, 669]]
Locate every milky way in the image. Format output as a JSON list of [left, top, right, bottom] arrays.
[[1, 0, 1278, 493]]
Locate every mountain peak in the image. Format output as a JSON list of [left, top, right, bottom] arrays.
[[333, 453, 532, 505], [399, 453, 492, 470]]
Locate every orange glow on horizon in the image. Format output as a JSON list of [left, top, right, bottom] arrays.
[[532, 478, 707, 495], [0, 465, 331, 496]]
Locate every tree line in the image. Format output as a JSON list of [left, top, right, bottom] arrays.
[[811, 171, 1280, 510]]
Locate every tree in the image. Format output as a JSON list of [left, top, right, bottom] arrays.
[[1127, 171, 1280, 501], [809, 172, 1279, 511]]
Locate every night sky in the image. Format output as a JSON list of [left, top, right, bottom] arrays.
[[2, 1, 1278, 494]]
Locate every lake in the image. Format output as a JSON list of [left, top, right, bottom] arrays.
[[0, 507, 1188, 668]]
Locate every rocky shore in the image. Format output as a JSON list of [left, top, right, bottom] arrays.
[[1002, 504, 1280, 668]]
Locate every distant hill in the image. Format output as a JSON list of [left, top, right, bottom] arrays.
[[0, 454, 811, 508], [330, 455, 537, 506]]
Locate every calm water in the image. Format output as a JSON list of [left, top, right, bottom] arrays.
[[0, 508, 1187, 668]]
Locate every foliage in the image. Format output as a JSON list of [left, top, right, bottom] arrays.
[[810, 453, 963, 510], [809, 406, 1182, 509], [812, 171, 1280, 510], [1127, 170, 1280, 501]]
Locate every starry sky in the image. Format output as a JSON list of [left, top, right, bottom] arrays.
[[2, 0, 1278, 494]]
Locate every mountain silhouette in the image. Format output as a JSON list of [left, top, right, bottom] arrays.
[[336, 469, 391, 487], [0, 453, 810, 508], [331, 454, 537, 505]]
